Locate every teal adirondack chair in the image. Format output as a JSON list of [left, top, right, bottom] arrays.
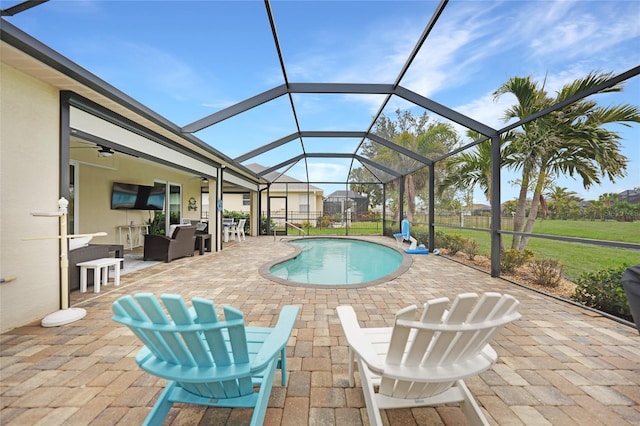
[[112, 293, 299, 426]]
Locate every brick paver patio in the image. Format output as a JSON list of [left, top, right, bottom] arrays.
[[1, 235, 639, 425]]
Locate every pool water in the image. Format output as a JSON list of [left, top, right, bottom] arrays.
[[269, 238, 405, 286]]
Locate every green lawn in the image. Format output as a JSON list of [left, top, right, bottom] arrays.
[[530, 219, 639, 243], [296, 219, 638, 281], [430, 220, 639, 281]]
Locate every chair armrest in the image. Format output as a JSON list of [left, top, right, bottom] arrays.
[[336, 306, 385, 374], [251, 305, 300, 371], [144, 234, 172, 249]]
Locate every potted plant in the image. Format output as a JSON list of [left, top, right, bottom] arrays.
[[147, 212, 166, 235]]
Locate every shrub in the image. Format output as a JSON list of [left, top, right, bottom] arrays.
[[465, 239, 479, 260], [531, 258, 563, 288], [571, 266, 631, 321], [501, 249, 534, 273], [446, 234, 465, 255], [434, 231, 449, 249], [383, 226, 395, 238], [411, 228, 429, 246], [317, 215, 331, 228]]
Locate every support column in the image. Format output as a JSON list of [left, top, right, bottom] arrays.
[[428, 163, 435, 252], [215, 166, 225, 251], [490, 135, 502, 277], [398, 175, 405, 232], [59, 92, 71, 308], [250, 191, 259, 237], [382, 183, 387, 234]]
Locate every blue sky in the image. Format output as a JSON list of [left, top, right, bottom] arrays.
[[4, 0, 639, 203]]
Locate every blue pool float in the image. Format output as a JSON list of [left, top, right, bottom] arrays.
[[405, 244, 429, 254]]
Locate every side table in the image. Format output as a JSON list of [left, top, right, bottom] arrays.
[[195, 234, 212, 255], [77, 257, 124, 293]]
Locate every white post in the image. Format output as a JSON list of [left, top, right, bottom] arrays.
[[58, 198, 70, 310], [28, 197, 94, 327]]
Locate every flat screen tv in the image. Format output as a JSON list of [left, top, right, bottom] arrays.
[[111, 182, 166, 210]]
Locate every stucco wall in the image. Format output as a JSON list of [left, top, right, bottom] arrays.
[[1, 64, 61, 332]]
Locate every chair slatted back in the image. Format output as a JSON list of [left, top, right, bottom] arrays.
[[113, 293, 252, 399], [379, 292, 520, 399]]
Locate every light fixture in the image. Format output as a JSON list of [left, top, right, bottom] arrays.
[[97, 146, 114, 157]]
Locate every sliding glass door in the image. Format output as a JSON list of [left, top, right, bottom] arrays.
[[168, 183, 181, 228], [151, 181, 181, 235]]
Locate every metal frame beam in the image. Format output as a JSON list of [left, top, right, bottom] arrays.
[[1, 0, 48, 16], [394, 86, 497, 137], [181, 85, 288, 133], [366, 133, 433, 165], [355, 156, 401, 178], [234, 132, 299, 163], [257, 154, 304, 177]]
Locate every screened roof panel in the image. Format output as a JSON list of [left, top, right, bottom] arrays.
[[303, 138, 362, 155], [291, 93, 387, 130], [352, 158, 397, 185], [269, 1, 439, 84], [3, 0, 638, 199], [301, 157, 355, 184], [244, 141, 305, 171], [401, 1, 640, 132], [194, 96, 297, 159]]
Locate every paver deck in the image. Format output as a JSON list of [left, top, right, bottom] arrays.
[[1, 235, 639, 425]]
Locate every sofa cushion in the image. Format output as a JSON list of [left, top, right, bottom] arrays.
[[69, 236, 93, 251]]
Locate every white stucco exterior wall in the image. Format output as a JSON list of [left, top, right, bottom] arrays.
[[1, 64, 62, 332]]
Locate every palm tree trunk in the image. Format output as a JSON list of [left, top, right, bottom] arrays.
[[518, 172, 546, 251], [405, 175, 416, 222], [511, 175, 530, 249]]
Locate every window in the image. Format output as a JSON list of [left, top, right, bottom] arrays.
[[242, 193, 250, 206], [299, 194, 309, 213]]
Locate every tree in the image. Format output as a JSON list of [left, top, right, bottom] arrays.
[[439, 136, 493, 202], [545, 186, 581, 219], [437, 130, 512, 251], [356, 109, 459, 222], [494, 72, 640, 251], [349, 167, 383, 209]]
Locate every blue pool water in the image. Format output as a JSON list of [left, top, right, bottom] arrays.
[[269, 238, 406, 286]]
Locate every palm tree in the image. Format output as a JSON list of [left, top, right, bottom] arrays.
[[545, 186, 580, 219], [600, 192, 620, 208], [438, 131, 511, 251], [494, 72, 640, 251], [494, 76, 552, 249], [440, 139, 493, 201]]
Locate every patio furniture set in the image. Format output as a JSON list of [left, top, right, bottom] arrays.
[[70, 224, 217, 294]]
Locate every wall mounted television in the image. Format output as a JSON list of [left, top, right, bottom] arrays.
[[111, 182, 166, 210]]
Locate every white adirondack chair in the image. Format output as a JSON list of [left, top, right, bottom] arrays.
[[337, 292, 520, 426]]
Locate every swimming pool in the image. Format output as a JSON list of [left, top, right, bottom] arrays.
[[261, 237, 411, 288]]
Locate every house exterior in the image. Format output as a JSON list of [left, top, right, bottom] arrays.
[[0, 21, 265, 331], [223, 164, 324, 230], [323, 190, 369, 220], [619, 189, 640, 204]]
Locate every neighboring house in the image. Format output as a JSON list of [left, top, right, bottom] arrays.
[[323, 190, 368, 219], [472, 204, 492, 216], [223, 164, 324, 229], [619, 189, 640, 204]]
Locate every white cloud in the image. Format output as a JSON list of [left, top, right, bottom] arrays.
[[306, 162, 350, 182], [456, 92, 517, 134]]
